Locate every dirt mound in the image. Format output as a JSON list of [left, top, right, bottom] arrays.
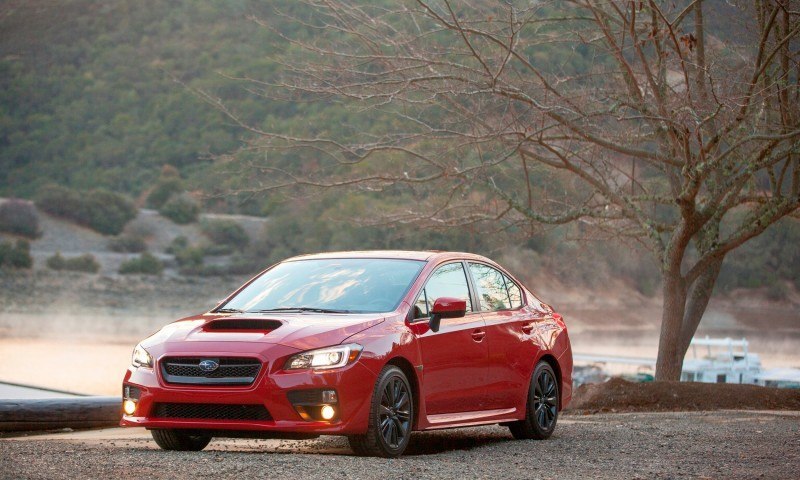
[[566, 377, 800, 413]]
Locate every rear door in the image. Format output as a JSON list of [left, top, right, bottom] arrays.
[[468, 262, 539, 410], [413, 261, 488, 414]]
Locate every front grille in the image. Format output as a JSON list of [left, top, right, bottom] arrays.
[[152, 403, 272, 421], [161, 357, 262, 385]]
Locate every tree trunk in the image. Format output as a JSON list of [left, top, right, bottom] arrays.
[[655, 269, 687, 380], [676, 257, 724, 357], [655, 257, 724, 381]]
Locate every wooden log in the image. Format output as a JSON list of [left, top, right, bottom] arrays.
[[0, 397, 121, 432]]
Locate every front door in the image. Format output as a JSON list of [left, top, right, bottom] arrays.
[[414, 262, 488, 414]]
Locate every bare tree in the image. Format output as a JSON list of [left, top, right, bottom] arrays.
[[208, 0, 800, 380]]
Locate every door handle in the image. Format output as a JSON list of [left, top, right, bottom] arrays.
[[521, 323, 534, 334], [471, 329, 486, 342]]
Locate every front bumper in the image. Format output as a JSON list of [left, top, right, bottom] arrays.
[[120, 346, 377, 435]]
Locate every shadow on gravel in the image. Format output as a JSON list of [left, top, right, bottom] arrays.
[[403, 430, 512, 456], [106, 426, 515, 457]]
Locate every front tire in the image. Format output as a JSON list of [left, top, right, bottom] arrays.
[[151, 429, 212, 451], [348, 365, 413, 457], [509, 361, 559, 440]]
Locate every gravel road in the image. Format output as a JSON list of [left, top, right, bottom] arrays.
[[2, 410, 798, 479]]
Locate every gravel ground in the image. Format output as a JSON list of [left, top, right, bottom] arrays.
[[2, 411, 798, 479]]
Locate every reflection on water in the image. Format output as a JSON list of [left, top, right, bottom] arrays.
[[0, 312, 164, 396], [0, 338, 134, 396]]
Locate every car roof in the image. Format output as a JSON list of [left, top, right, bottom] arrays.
[[284, 250, 492, 263]]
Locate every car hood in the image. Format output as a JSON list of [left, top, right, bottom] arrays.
[[143, 312, 386, 352]]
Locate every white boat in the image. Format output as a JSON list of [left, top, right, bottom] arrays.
[[680, 336, 762, 385], [572, 364, 608, 387], [761, 367, 800, 389], [573, 336, 800, 388]]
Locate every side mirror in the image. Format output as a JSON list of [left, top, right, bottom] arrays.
[[429, 297, 467, 332]]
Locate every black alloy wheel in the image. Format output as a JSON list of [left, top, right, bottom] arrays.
[[509, 360, 559, 440], [348, 365, 413, 457], [533, 366, 558, 429], [378, 375, 412, 448]]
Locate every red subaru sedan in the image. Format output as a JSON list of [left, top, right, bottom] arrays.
[[121, 251, 572, 457]]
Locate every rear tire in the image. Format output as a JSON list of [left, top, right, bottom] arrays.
[[509, 361, 559, 440], [151, 429, 212, 451], [348, 365, 413, 457]]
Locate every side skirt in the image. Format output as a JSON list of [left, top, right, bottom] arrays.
[[421, 408, 519, 430]]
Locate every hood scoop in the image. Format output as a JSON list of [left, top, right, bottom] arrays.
[[204, 319, 282, 332]]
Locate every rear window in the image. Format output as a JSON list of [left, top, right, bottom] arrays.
[[469, 263, 523, 311]]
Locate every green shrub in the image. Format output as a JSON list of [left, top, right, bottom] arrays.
[[175, 246, 205, 268], [167, 235, 205, 273], [119, 252, 164, 275], [86, 189, 138, 235], [46, 252, 100, 273], [146, 177, 184, 209], [202, 244, 233, 256], [45, 252, 66, 270], [0, 199, 41, 239], [34, 185, 81, 219], [0, 240, 33, 269], [765, 282, 789, 301], [72, 254, 100, 273], [108, 234, 147, 253], [201, 219, 249, 251], [166, 235, 189, 255], [226, 254, 264, 275], [159, 193, 199, 225], [36, 185, 137, 235]]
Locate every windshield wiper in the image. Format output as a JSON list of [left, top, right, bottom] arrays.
[[247, 307, 352, 314], [215, 307, 245, 313]]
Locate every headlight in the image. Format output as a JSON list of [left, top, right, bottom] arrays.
[[131, 343, 153, 368], [284, 344, 363, 370]]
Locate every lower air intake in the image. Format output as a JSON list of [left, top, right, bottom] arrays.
[[152, 403, 272, 421]]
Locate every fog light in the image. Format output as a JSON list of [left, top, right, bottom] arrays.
[[320, 404, 335, 420], [123, 399, 137, 415]]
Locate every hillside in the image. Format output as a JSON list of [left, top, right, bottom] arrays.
[[0, 1, 753, 200], [0, 0, 273, 198], [0, 197, 269, 275], [1, 0, 798, 297]]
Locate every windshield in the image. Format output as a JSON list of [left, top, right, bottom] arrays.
[[217, 258, 425, 314]]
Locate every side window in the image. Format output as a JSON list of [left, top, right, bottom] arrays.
[[413, 262, 473, 318], [469, 263, 511, 311], [504, 274, 523, 309]]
